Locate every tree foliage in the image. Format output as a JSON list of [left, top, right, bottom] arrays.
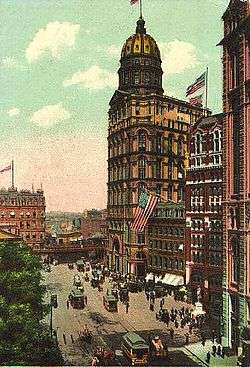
[[0, 241, 63, 365]]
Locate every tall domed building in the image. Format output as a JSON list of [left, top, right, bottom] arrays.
[[107, 16, 209, 278]]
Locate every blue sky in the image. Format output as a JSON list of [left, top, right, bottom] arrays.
[[0, 0, 228, 211]]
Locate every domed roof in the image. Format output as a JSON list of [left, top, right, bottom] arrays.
[[121, 18, 161, 60]]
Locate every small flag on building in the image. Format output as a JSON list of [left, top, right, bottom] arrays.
[[189, 94, 203, 107], [131, 190, 159, 232], [0, 164, 11, 174], [186, 72, 206, 97], [130, 0, 139, 4]]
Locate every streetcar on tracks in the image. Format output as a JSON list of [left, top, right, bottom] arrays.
[[121, 332, 149, 365], [68, 286, 86, 309], [103, 290, 118, 312]]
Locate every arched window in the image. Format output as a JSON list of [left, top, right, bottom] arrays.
[[168, 135, 173, 152], [138, 157, 146, 179], [177, 138, 183, 156], [156, 135, 162, 153], [134, 72, 140, 84], [195, 133, 202, 154], [168, 184, 173, 201], [168, 160, 173, 180], [138, 131, 146, 152], [232, 237, 240, 283], [213, 130, 220, 152], [177, 184, 185, 202]]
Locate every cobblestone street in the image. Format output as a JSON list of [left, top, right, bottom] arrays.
[[43, 264, 210, 366]]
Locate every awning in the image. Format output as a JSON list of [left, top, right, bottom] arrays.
[[162, 273, 184, 286], [145, 273, 155, 281]]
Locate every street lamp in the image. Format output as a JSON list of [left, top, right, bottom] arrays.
[[50, 293, 58, 338]]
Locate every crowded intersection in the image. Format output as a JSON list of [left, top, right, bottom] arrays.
[[42, 259, 218, 366]]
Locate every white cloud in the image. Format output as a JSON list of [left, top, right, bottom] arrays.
[[63, 65, 117, 90], [1, 57, 18, 68], [7, 108, 20, 117], [31, 103, 70, 128], [159, 40, 200, 75], [107, 44, 121, 57], [26, 21, 80, 63]]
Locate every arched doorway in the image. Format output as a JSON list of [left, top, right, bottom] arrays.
[[135, 251, 146, 277]]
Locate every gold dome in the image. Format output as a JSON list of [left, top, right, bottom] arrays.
[[121, 18, 161, 60]]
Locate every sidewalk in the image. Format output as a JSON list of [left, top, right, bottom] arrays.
[[183, 340, 238, 367]]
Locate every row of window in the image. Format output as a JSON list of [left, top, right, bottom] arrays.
[[149, 240, 184, 252], [190, 273, 222, 288], [22, 233, 44, 241], [191, 219, 223, 230], [193, 131, 221, 155], [148, 226, 184, 237], [0, 199, 44, 206], [0, 211, 44, 218], [109, 132, 186, 157], [149, 256, 184, 270], [192, 252, 222, 266], [191, 234, 222, 248]]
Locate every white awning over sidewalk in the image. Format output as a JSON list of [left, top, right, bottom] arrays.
[[162, 273, 184, 286]]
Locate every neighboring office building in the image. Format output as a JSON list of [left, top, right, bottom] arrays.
[[185, 113, 223, 323], [219, 0, 250, 354], [0, 187, 46, 248], [147, 202, 185, 286], [107, 16, 209, 276]]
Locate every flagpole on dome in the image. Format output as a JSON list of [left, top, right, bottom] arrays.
[[205, 66, 208, 114], [11, 159, 14, 189], [140, 0, 143, 19]]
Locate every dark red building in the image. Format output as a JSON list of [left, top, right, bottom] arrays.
[[219, 0, 250, 354], [185, 113, 223, 323], [0, 187, 46, 248]]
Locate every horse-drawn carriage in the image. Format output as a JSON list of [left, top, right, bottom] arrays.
[[79, 325, 92, 343], [93, 346, 115, 366], [150, 336, 168, 361]]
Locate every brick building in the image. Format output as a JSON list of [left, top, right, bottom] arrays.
[[147, 202, 185, 286], [0, 187, 46, 248], [185, 113, 223, 322], [107, 16, 209, 276], [218, 0, 250, 353]]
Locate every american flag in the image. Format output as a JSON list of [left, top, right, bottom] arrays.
[[0, 164, 11, 174], [131, 191, 159, 232], [190, 94, 203, 107], [186, 72, 206, 97], [130, 0, 139, 4]]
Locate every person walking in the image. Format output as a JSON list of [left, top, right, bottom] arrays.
[[125, 301, 129, 314], [170, 327, 174, 340], [185, 333, 189, 345], [206, 351, 211, 364], [66, 300, 70, 309], [212, 344, 217, 356], [84, 295, 88, 306], [217, 345, 221, 357], [211, 329, 215, 343]]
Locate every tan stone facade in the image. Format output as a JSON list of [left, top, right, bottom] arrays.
[[107, 17, 207, 276]]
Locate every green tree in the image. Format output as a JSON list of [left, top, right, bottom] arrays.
[[0, 241, 63, 365]]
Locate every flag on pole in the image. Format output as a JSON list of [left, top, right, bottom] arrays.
[[131, 190, 159, 232], [130, 0, 139, 4], [189, 94, 203, 107], [0, 164, 11, 174], [186, 72, 206, 97]]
